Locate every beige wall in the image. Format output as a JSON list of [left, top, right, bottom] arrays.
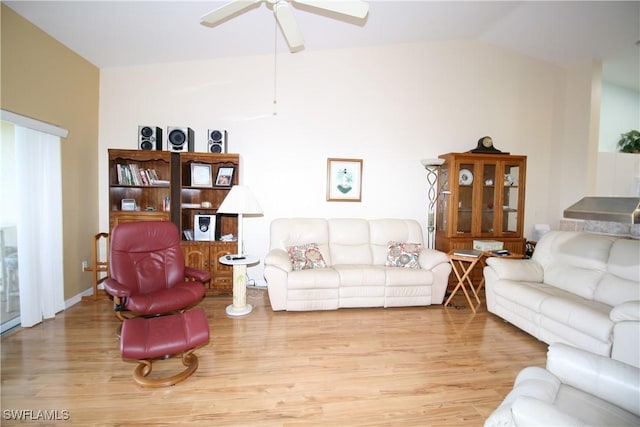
[[1, 4, 100, 300], [98, 41, 595, 284]]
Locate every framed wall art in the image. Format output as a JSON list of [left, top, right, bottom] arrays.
[[215, 166, 235, 187], [326, 158, 363, 202], [190, 163, 213, 187]]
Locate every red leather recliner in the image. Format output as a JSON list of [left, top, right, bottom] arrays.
[[104, 221, 209, 320]]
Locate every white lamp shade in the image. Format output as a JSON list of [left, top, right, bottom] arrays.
[[217, 185, 263, 215], [421, 158, 445, 167]]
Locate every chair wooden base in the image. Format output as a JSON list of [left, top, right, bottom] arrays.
[[131, 350, 199, 388]]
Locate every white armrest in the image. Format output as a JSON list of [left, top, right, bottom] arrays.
[[511, 396, 586, 426], [610, 300, 640, 322], [485, 257, 544, 282], [264, 248, 292, 273], [483, 367, 561, 427], [418, 248, 449, 270], [611, 301, 640, 368], [546, 343, 640, 416]]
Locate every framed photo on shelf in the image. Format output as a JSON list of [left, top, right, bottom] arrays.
[[215, 166, 235, 187], [190, 163, 213, 187], [326, 158, 363, 202]]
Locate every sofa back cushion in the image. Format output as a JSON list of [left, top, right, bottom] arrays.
[[369, 219, 425, 265], [328, 219, 372, 265], [594, 238, 640, 306], [532, 231, 639, 304], [270, 218, 332, 265], [532, 231, 615, 300]]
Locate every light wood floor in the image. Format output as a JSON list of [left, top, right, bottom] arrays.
[[1, 288, 547, 426]]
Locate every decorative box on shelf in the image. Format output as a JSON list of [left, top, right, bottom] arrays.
[[473, 240, 504, 251]]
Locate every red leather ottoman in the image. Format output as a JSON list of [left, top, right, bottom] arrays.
[[120, 308, 209, 387]]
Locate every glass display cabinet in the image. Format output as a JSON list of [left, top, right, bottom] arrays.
[[435, 152, 527, 254]]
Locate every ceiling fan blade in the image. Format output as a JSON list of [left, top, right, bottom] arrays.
[[200, 0, 263, 27], [292, 0, 369, 19], [274, 2, 305, 52]]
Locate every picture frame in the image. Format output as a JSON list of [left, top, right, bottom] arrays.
[[190, 163, 213, 187], [215, 166, 235, 187], [326, 158, 363, 202]]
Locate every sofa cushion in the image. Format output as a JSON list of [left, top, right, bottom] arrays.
[[539, 295, 612, 342], [270, 218, 332, 265], [286, 268, 340, 290], [287, 243, 327, 271], [369, 219, 424, 265], [544, 264, 604, 300], [595, 273, 640, 307], [333, 265, 386, 287], [595, 238, 640, 306], [385, 267, 433, 286], [492, 278, 613, 343], [385, 241, 421, 268], [328, 219, 372, 265], [489, 279, 560, 312], [608, 238, 640, 282], [532, 231, 616, 270]]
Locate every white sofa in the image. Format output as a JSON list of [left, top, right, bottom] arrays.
[[484, 230, 640, 367], [264, 218, 452, 311], [484, 343, 640, 427]]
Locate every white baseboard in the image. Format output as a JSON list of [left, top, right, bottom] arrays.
[[65, 287, 94, 309]]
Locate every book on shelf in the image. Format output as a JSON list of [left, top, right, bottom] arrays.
[[115, 164, 166, 186], [453, 249, 482, 258]]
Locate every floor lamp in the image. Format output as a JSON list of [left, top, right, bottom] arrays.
[[421, 158, 444, 249]]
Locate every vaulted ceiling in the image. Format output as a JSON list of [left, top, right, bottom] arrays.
[[5, 1, 640, 90]]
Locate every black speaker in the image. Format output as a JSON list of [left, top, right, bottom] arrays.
[[194, 214, 216, 241], [166, 127, 194, 152], [207, 129, 227, 153], [138, 126, 162, 151]]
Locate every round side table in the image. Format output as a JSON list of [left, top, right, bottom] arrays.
[[219, 254, 260, 317]]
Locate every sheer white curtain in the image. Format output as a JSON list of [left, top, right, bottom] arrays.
[[15, 126, 65, 327]]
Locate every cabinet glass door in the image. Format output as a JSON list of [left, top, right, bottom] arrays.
[[481, 163, 496, 234], [457, 163, 474, 233], [502, 163, 520, 234]]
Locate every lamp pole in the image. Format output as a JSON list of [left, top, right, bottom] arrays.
[[421, 159, 444, 249]]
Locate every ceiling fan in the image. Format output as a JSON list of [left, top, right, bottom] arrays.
[[200, 0, 369, 53]]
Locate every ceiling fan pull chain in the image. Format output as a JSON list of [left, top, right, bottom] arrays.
[[273, 16, 278, 116]]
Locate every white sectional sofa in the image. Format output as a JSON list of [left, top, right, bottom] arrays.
[[484, 230, 640, 367], [264, 218, 452, 311]]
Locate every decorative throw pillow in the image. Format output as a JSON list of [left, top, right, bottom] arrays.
[[287, 243, 327, 271], [386, 241, 422, 268]]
